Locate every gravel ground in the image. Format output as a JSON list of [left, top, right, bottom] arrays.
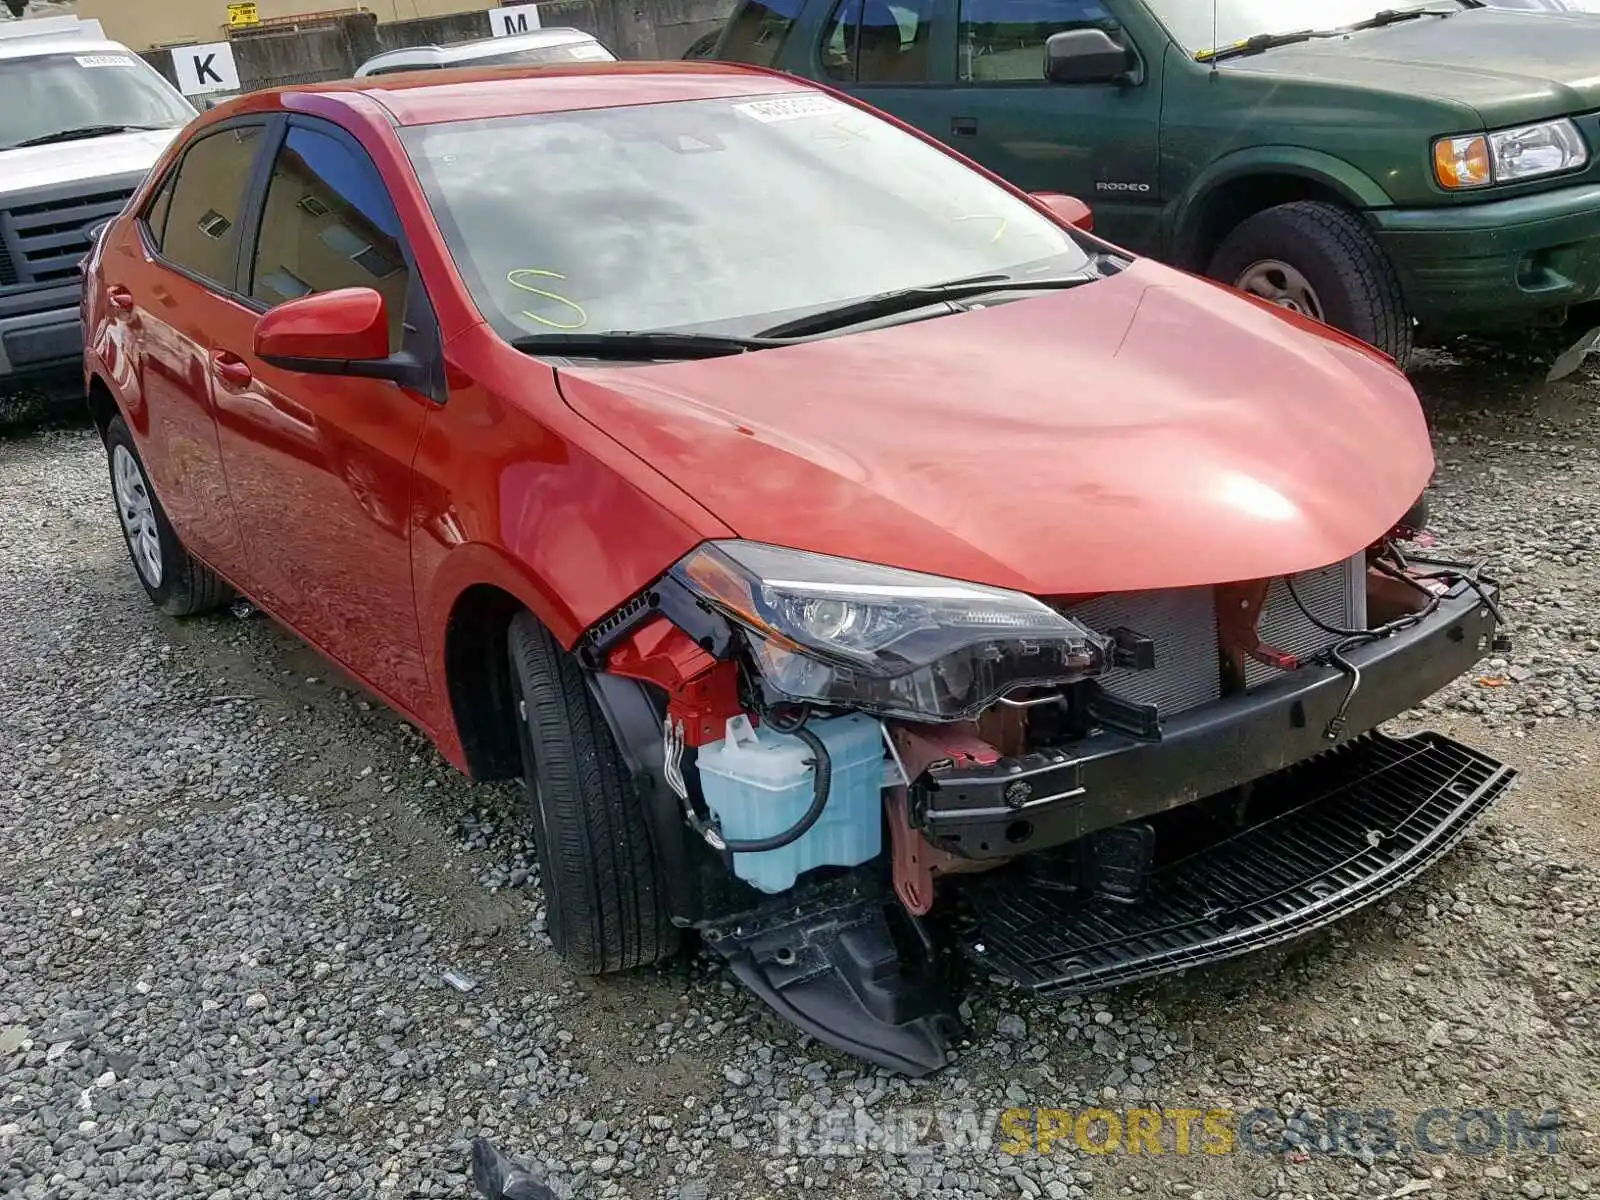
[[2, 339, 1598, 1200]]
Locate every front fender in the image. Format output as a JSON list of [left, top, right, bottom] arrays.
[[1168, 145, 1395, 258]]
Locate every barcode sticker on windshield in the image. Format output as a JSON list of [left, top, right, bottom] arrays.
[[732, 94, 846, 124], [76, 54, 138, 68]]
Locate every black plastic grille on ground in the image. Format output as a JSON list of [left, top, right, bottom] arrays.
[[957, 732, 1515, 994]]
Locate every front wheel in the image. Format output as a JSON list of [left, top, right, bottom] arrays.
[[507, 611, 680, 975], [1208, 200, 1414, 368]]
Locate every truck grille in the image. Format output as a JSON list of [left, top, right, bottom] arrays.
[[1065, 554, 1367, 718], [0, 186, 136, 286]]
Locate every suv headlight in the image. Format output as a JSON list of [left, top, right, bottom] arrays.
[[1434, 118, 1588, 189], [671, 540, 1109, 721]]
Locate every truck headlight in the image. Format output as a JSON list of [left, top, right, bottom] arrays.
[[671, 540, 1109, 721], [1434, 119, 1588, 190]]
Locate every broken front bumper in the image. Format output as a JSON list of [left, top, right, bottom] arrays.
[[703, 727, 1513, 1076], [698, 582, 1513, 1076], [958, 729, 1515, 994], [916, 581, 1502, 859]]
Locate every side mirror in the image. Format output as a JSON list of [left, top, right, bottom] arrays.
[[255, 287, 391, 368], [1030, 191, 1094, 232], [1044, 28, 1129, 85]]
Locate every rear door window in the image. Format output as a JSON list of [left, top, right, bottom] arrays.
[[822, 0, 936, 82], [716, 0, 806, 65], [158, 125, 265, 289], [141, 169, 177, 247]]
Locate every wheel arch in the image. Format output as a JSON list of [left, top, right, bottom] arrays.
[[441, 581, 527, 781], [86, 374, 122, 441], [432, 553, 668, 785], [1170, 149, 1393, 272]]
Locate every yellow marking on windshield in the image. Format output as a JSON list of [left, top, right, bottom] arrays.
[[508, 269, 588, 330], [814, 117, 871, 148], [953, 214, 1008, 243]]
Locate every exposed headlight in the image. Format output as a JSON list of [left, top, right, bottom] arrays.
[[670, 540, 1109, 721], [1434, 119, 1588, 190]]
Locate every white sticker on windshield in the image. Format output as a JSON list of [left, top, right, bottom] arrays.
[[566, 43, 612, 59], [732, 94, 847, 124], [76, 54, 138, 68]]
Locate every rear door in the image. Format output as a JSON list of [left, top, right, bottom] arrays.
[[207, 116, 439, 721], [113, 121, 270, 581], [805, 0, 962, 140]]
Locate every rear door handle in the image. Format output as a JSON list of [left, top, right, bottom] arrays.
[[951, 116, 978, 136], [106, 285, 134, 311], [212, 349, 253, 386]]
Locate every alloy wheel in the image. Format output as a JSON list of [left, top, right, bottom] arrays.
[[112, 444, 163, 588], [1234, 259, 1326, 322]]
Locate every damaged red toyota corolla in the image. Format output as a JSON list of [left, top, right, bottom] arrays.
[[81, 62, 1515, 1074]]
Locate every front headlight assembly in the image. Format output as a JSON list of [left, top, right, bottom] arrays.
[[670, 540, 1110, 722], [1434, 118, 1588, 190]]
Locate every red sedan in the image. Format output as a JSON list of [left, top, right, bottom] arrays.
[[82, 62, 1513, 1074]]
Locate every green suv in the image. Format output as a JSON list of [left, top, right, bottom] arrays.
[[703, 0, 1600, 364]]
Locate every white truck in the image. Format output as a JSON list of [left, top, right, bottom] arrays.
[[0, 16, 194, 385]]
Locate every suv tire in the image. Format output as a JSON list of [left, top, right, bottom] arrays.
[[1208, 200, 1413, 367], [104, 415, 234, 617], [507, 611, 680, 975]]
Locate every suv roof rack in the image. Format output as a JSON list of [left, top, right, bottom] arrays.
[[0, 14, 108, 42]]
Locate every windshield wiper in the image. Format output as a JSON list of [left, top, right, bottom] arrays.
[[1346, 5, 1459, 29], [755, 273, 1099, 340], [1204, 5, 1465, 59], [510, 330, 776, 360], [1199, 29, 1333, 61], [7, 123, 172, 150]]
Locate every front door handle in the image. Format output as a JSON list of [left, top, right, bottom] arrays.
[[106, 285, 134, 311], [951, 116, 978, 136], [212, 349, 253, 386]]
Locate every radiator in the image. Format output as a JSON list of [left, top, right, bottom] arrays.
[[1064, 554, 1367, 719]]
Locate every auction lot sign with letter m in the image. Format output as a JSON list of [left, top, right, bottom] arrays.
[[491, 3, 543, 35]]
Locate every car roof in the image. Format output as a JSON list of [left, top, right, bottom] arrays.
[[220, 61, 811, 127], [359, 26, 602, 71], [0, 34, 136, 62]]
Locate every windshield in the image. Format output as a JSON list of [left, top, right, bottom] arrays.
[[0, 52, 195, 150], [1145, 0, 1468, 55], [401, 92, 1094, 340]]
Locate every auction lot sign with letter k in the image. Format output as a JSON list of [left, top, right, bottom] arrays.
[[172, 41, 240, 96]]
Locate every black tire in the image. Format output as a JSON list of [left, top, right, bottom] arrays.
[[1207, 200, 1414, 367], [507, 611, 680, 975], [103, 415, 233, 617]]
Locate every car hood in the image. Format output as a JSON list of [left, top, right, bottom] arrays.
[[1229, 10, 1600, 125], [555, 261, 1434, 598], [0, 128, 178, 194]]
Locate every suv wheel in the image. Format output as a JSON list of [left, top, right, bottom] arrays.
[[104, 415, 233, 616], [1208, 200, 1413, 368], [507, 611, 680, 975]]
